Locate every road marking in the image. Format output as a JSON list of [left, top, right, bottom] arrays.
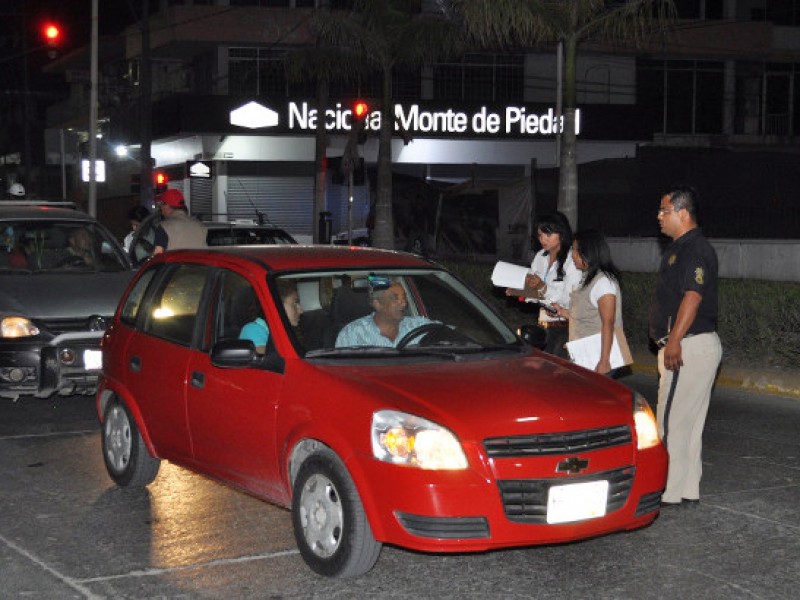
[[75, 549, 301, 583], [0, 533, 103, 599], [0, 429, 96, 441]]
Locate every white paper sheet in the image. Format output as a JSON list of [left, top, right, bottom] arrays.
[[565, 333, 627, 370], [491, 261, 529, 289]]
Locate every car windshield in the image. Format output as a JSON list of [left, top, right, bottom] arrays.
[[276, 268, 521, 359], [0, 221, 129, 273], [207, 227, 296, 246]]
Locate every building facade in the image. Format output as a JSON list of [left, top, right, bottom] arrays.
[[43, 0, 800, 243]]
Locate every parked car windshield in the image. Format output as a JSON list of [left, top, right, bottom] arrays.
[[206, 225, 296, 246], [0, 221, 129, 273], [277, 269, 520, 358]]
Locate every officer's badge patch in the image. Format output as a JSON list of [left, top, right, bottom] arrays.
[[695, 267, 704, 284], [668, 254, 676, 266]]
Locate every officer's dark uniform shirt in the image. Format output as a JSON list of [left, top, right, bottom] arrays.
[[649, 227, 718, 341]]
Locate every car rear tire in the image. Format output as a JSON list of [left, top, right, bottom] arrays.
[[292, 451, 381, 577], [102, 399, 160, 487]]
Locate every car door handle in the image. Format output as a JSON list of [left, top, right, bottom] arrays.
[[130, 356, 141, 372], [191, 371, 205, 389]]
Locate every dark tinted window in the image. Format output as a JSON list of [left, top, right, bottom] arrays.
[[142, 265, 209, 347]]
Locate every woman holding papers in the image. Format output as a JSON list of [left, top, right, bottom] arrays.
[[554, 229, 630, 376], [506, 212, 581, 357]]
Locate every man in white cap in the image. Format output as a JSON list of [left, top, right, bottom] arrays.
[[153, 189, 207, 253]]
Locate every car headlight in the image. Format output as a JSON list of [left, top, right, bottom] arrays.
[[1, 316, 40, 338], [633, 392, 660, 450], [371, 410, 468, 470]]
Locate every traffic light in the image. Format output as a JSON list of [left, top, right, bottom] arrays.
[[154, 171, 169, 194], [41, 21, 63, 58], [42, 23, 62, 46], [351, 100, 370, 144], [353, 100, 369, 121]]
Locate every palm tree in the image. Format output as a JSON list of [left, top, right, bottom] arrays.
[[453, 0, 675, 229], [285, 12, 366, 243], [316, 0, 464, 250]]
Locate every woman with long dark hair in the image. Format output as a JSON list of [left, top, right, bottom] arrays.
[[554, 229, 627, 376], [507, 211, 581, 357]]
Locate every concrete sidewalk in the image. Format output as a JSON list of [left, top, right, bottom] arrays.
[[630, 351, 800, 400]]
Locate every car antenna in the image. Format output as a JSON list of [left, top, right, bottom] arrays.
[[235, 179, 269, 225]]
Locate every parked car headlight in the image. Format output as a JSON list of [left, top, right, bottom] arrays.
[[1, 317, 40, 338], [633, 392, 660, 450], [372, 410, 468, 470]]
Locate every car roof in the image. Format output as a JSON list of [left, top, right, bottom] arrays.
[[0, 202, 95, 222], [158, 244, 434, 271]]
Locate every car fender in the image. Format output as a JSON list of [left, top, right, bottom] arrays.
[[96, 377, 160, 459]]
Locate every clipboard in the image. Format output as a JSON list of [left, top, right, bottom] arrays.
[[565, 327, 633, 370]]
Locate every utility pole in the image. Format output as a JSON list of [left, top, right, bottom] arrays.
[[88, 0, 98, 217], [140, 0, 153, 209]]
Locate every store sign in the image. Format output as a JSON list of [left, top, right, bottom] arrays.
[[188, 160, 213, 178], [229, 101, 580, 138]]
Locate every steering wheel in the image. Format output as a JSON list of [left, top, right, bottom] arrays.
[[57, 254, 88, 268], [395, 322, 458, 350]]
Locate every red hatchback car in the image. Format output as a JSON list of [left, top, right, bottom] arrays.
[[97, 246, 667, 577]]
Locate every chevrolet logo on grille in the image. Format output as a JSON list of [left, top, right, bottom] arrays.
[[556, 457, 589, 474]]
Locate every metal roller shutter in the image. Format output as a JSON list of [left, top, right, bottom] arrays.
[[189, 178, 212, 218], [226, 176, 314, 237]]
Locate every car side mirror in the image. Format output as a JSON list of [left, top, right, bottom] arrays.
[[210, 339, 286, 373], [211, 339, 257, 368], [518, 324, 547, 350]]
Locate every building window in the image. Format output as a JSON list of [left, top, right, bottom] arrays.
[[229, 47, 288, 97], [432, 53, 524, 103], [637, 59, 724, 135]]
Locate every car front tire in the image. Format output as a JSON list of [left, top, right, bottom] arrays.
[[102, 398, 160, 487], [292, 451, 381, 577]]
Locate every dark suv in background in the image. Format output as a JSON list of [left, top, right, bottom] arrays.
[[0, 202, 134, 400]]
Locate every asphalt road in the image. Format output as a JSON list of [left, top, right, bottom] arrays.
[[1, 374, 798, 599]]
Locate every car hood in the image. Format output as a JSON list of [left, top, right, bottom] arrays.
[[0, 271, 134, 319], [317, 354, 633, 440]]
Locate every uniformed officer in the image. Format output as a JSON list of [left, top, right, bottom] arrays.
[[650, 185, 722, 508], [153, 189, 207, 253]]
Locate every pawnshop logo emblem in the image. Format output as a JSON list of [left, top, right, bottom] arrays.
[[230, 101, 279, 129]]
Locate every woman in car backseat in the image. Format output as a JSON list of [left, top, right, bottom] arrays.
[[239, 280, 303, 354]]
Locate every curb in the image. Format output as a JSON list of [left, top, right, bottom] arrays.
[[629, 355, 800, 400]]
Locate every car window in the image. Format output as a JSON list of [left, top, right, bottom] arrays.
[[0, 221, 129, 273], [206, 227, 296, 246], [121, 267, 159, 326], [142, 264, 209, 347], [209, 270, 263, 346], [276, 269, 518, 357]]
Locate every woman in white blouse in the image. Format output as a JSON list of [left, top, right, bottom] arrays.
[[507, 212, 581, 357]]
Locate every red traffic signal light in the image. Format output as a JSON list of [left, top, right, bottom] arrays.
[[154, 171, 169, 193], [353, 101, 369, 120], [42, 22, 62, 46]]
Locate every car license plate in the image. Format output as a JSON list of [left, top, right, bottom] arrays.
[[83, 349, 102, 371], [546, 480, 609, 524]]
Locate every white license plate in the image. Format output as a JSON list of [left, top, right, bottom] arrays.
[[83, 349, 103, 371], [546, 480, 609, 524]]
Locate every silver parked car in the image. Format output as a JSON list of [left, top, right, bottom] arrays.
[[0, 202, 134, 400]]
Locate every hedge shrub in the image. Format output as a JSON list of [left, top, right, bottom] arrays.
[[442, 260, 800, 369]]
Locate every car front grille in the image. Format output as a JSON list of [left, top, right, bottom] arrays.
[[635, 490, 663, 517], [483, 425, 632, 458], [497, 466, 635, 524], [395, 512, 490, 539]]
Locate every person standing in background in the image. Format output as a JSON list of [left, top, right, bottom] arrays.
[[123, 205, 150, 252], [507, 212, 581, 357], [650, 185, 722, 508], [554, 229, 627, 377], [153, 189, 207, 253]]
